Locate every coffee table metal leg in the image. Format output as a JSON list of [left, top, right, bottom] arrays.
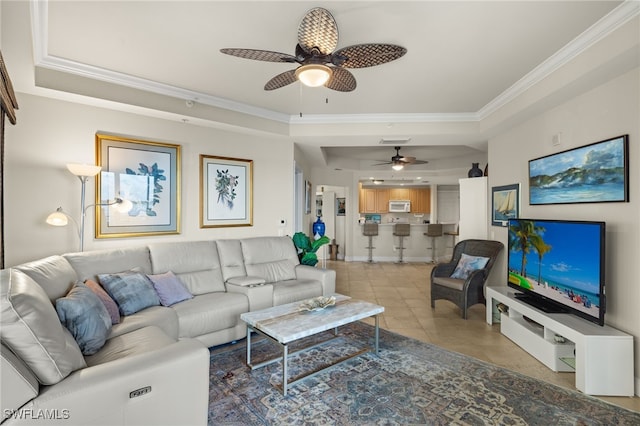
[[246, 325, 252, 365], [375, 315, 380, 354], [282, 344, 288, 396]]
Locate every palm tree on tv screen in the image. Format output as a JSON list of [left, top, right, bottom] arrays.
[[509, 220, 545, 278], [529, 234, 551, 286]]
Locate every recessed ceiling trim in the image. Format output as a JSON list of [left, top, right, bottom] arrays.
[[29, 0, 637, 127], [478, 0, 640, 120], [289, 112, 480, 125]]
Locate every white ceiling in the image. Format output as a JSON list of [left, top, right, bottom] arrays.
[[7, 0, 636, 184]]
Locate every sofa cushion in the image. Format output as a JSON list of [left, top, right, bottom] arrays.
[[85, 326, 175, 367], [148, 241, 226, 295], [14, 255, 77, 302], [64, 246, 152, 282], [171, 292, 248, 339], [84, 279, 120, 324], [450, 253, 490, 279], [272, 279, 323, 306], [241, 237, 299, 283], [216, 239, 247, 281], [0, 269, 86, 385], [56, 283, 112, 355], [98, 272, 160, 316], [147, 271, 193, 306], [108, 306, 179, 340], [1, 343, 40, 422]]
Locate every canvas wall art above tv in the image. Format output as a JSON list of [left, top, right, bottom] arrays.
[[528, 135, 628, 205]]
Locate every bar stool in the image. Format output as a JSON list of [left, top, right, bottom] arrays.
[[393, 223, 411, 263], [424, 223, 443, 263], [362, 223, 378, 263]]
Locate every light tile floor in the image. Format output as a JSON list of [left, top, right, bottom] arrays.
[[329, 260, 640, 412]]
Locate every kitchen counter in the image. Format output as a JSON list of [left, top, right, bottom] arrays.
[[355, 222, 456, 262]]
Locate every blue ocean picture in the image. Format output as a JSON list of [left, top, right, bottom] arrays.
[[529, 136, 627, 204]]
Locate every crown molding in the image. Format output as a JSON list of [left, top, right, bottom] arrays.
[[478, 0, 640, 120], [30, 0, 639, 127]]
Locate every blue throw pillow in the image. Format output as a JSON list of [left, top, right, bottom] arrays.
[[450, 253, 490, 280], [98, 272, 160, 316], [55, 283, 112, 355]]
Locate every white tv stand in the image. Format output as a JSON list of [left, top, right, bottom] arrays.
[[486, 286, 634, 396]]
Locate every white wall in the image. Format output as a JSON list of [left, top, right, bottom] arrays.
[[488, 67, 640, 390], [5, 93, 294, 266]]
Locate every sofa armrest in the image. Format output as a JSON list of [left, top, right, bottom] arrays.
[[226, 276, 266, 287], [8, 339, 209, 426], [295, 265, 336, 295], [226, 282, 273, 311]]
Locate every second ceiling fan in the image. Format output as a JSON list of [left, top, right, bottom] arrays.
[[373, 146, 429, 170], [220, 7, 407, 92]]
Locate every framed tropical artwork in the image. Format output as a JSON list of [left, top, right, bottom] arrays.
[[200, 154, 253, 228], [529, 135, 628, 205], [95, 133, 181, 238], [491, 184, 519, 227]]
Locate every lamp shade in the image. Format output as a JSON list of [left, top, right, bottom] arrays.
[[295, 64, 332, 87], [66, 163, 101, 177], [46, 208, 69, 226]]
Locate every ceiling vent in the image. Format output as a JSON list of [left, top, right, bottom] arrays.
[[379, 138, 411, 145]]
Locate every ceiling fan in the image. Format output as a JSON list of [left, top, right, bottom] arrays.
[[373, 146, 429, 170], [220, 7, 407, 92]]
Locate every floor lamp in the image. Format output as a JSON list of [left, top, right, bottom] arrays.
[[46, 163, 128, 252]]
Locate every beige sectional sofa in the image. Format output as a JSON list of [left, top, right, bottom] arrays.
[[1, 236, 336, 425]]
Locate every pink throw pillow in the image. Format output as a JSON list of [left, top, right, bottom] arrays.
[[84, 279, 120, 324]]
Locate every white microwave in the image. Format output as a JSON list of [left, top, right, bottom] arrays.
[[389, 200, 411, 213]]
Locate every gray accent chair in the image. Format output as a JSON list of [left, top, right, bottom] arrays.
[[430, 239, 504, 319]]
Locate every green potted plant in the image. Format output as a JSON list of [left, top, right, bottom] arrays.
[[292, 232, 330, 266]]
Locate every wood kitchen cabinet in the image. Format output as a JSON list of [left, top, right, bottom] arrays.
[[359, 187, 389, 213], [359, 187, 430, 213], [410, 188, 431, 213], [375, 189, 389, 213], [389, 188, 410, 200]]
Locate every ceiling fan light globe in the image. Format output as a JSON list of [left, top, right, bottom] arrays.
[[295, 64, 332, 87], [392, 163, 404, 171]]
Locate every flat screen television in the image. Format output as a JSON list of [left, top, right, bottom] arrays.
[[507, 218, 606, 326]]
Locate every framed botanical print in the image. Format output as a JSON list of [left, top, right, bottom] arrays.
[[95, 133, 181, 238], [200, 154, 253, 227]]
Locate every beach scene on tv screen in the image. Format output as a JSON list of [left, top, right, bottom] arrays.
[[508, 220, 602, 318]]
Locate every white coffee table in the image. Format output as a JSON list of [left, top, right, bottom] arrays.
[[240, 294, 384, 396]]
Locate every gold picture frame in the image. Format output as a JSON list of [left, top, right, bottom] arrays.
[[95, 133, 181, 238], [200, 154, 253, 228]]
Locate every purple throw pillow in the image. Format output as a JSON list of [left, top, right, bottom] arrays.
[[84, 279, 120, 324], [146, 271, 193, 307]]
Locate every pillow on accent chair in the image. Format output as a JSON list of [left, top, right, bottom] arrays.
[[84, 279, 120, 324], [450, 253, 490, 280], [56, 283, 112, 355], [146, 271, 193, 307], [98, 272, 160, 316]]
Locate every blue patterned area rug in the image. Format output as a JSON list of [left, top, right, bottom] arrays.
[[208, 322, 639, 425]]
